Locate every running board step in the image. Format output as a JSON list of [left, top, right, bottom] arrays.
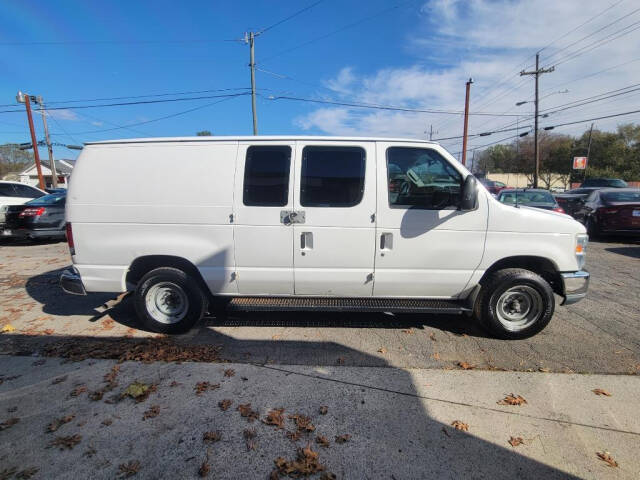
[[227, 297, 470, 314]]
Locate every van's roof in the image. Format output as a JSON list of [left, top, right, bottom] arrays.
[[85, 136, 438, 146]]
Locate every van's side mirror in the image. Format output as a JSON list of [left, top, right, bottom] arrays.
[[460, 175, 478, 211]]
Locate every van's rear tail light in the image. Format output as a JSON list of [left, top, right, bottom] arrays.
[[65, 223, 75, 256], [19, 207, 45, 217]]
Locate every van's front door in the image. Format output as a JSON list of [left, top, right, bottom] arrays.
[[233, 143, 295, 294], [374, 142, 487, 298], [292, 142, 376, 296]]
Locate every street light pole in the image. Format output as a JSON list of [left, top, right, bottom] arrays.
[[247, 31, 258, 135], [37, 96, 58, 188], [461, 78, 473, 166], [19, 93, 46, 190]]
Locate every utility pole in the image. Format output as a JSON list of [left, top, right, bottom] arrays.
[[37, 96, 58, 188], [461, 78, 473, 166], [245, 31, 259, 135], [429, 124, 433, 141], [520, 53, 554, 188], [17, 92, 46, 190], [584, 122, 594, 182]]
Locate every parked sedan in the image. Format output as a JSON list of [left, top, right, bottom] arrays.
[[574, 188, 640, 237], [2, 192, 66, 240], [580, 178, 627, 188], [479, 178, 509, 195], [554, 187, 602, 218], [496, 189, 565, 213]]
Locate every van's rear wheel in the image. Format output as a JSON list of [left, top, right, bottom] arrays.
[[474, 268, 554, 339], [134, 267, 207, 334]]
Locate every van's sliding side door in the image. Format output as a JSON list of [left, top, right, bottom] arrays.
[[233, 142, 295, 294]]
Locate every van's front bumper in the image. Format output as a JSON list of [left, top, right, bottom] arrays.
[[60, 268, 86, 295], [561, 270, 589, 305]]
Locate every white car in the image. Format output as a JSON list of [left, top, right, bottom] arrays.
[[60, 136, 589, 339], [0, 181, 47, 232]]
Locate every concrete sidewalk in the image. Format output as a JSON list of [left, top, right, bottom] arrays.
[[1, 356, 638, 479]]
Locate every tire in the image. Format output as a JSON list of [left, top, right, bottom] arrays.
[[474, 268, 555, 340], [586, 216, 601, 239], [134, 267, 207, 334]]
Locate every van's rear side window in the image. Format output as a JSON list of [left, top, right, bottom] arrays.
[[243, 146, 291, 206]]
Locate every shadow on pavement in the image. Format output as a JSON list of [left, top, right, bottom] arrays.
[[605, 245, 640, 258]]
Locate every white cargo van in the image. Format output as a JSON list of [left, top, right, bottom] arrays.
[[60, 136, 589, 339]]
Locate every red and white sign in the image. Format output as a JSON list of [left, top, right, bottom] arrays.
[[573, 156, 588, 169]]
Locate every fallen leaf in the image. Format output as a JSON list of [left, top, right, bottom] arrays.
[[286, 430, 302, 442], [320, 473, 337, 480], [15, 467, 39, 479], [52, 376, 68, 385], [508, 436, 524, 447], [49, 434, 82, 450], [223, 369, 235, 378], [237, 403, 259, 422], [431, 352, 441, 361], [498, 394, 527, 406], [319, 406, 328, 415], [101, 419, 113, 427], [289, 414, 315, 433], [83, 446, 97, 457], [429, 332, 436, 341], [335, 434, 351, 444], [0, 417, 19, 431], [219, 399, 233, 411], [244, 428, 257, 451], [198, 459, 210, 478], [121, 382, 156, 403], [316, 435, 330, 448], [89, 390, 104, 401], [202, 431, 221, 443], [118, 460, 141, 477], [0, 468, 17, 479], [273, 444, 325, 477], [47, 415, 75, 433], [596, 451, 618, 468], [1, 324, 16, 333], [69, 385, 87, 397], [169, 381, 181, 387], [377, 347, 388, 354], [592, 389, 612, 397], [262, 408, 286, 429], [401, 329, 414, 335], [457, 361, 474, 370], [142, 405, 160, 420], [451, 420, 469, 431], [194, 382, 220, 396]]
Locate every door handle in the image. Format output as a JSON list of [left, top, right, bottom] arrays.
[[301, 232, 313, 250], [380, 233, 393, 250]]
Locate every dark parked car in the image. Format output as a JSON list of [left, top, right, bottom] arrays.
[[2, 192, 67, 240], [497, 188, 565, 213], [581, 178, 628, 188], [574, 188, 640, 237], [554, 187, 602, 218], [479, 178, 509, 195]]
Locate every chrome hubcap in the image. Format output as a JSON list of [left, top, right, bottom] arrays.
[[496, 286, 543, 332], [145, 282, 188, 324]]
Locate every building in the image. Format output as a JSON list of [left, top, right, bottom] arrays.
[[19, 159, 75, 189]]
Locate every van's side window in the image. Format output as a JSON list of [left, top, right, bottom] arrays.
[[301, 146, 365, 207], [387, 147, 462, 210], [243, 146, 291, 206]]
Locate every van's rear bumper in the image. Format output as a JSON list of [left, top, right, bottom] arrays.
[[60, 268, 86, 295], [560, 270, 589, 305]]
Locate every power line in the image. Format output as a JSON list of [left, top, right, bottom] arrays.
[[258, 0, 326, 35], [541, 83, 640, 115], [432, 124, 532, 142], [542, 107, 640, 130], [0, 38, 237, 46]]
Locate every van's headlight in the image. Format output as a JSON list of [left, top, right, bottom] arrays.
[[575, 234, 588, 269]]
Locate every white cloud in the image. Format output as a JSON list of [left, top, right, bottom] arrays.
[[47, 109, 80, 121], [297, 0, 640, 155], [90, 121, 104, 127]]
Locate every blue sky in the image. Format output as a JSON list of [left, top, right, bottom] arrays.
[[2, 0, 640, 161]]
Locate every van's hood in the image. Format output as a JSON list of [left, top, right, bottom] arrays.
[[489, 199, 585, 234]]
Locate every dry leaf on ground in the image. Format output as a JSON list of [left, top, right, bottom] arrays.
[[451, 421, 469, 431], [596, 451, 618, 467], [83, 446, 97, 457], [169, 381, 181, 387], [47, 415, 75, 433], [286, 430, 302, 442], [457, 361, 475, 370], [101, 419, 113, 426], [237, 404, 259, 422], [508, 436, 524, 447], [0, 417, 19, 431], [289, 414, 315, 433], [538, 367, 550, 373], [262, 409, 286, 429], [118, 460, 141, 477], [49, 434, 82, 450], [498, 394, 527, 406], [1, 324, 16, 333], [223, 369, 235, 378], [377, 347, 388, 354], [431, 352, 441, 360], [51, 376, 68, 385], [218, 399, 232, 411], [14, 467, 39, 479], [319, 406, 328, 415], [320, 473, 337, 480], [316, 435, 330, 448], [592, 389, 612, 397], [401, 329, 414, 334], [335, 434, 351, 444], [194, 382, 220, 396], [121, 382, 156, 403], [198, 459, 210, 478], [69, 386, 87, 397], [429, 332, 436, 341], [202, 431, 221, 443], [273, 444, 325, 478], [244, 428, 257, 451], [142, 405, 160, 420]]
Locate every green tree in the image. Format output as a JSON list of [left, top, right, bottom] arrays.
[[196, 130, 212, 136], [0, 143, 33, 178]]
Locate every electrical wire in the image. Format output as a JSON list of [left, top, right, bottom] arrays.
[[258, 0, 326, 35]]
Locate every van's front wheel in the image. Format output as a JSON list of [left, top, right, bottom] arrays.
[[134, 267, 207, 334], [474, 268, 554, 339]]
